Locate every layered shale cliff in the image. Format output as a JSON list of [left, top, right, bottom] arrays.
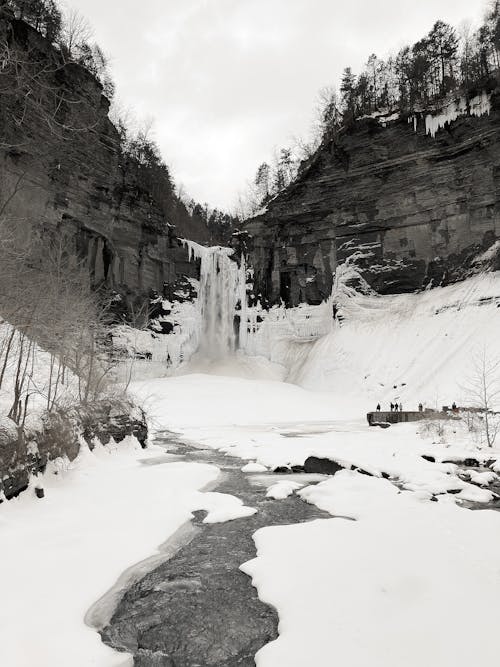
[[245, 90, 500, 306], [0, 13, 206, 307]]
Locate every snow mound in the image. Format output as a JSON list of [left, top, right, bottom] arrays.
[[242, 462, 268, 473], [199, 491, 257, 523], [266, 481, 304, 500]]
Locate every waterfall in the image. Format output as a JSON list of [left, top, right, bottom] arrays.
[[183, 240, 247, 360]]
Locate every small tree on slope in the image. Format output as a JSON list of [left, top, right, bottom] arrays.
[[462, 349, 500, 447]]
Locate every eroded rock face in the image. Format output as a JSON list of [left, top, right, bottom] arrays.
[[245, 94, 500, 305], [0, 16, 207, 307]]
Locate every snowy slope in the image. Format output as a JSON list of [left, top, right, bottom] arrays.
[[0, 322, 80, 431], [242, 269, 500, 414]]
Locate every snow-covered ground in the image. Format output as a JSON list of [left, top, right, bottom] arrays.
[[243, 471, 500, 667], [0, 321, 80, 432], [131, 364, 500, 667], [3, 269, 500, 666]]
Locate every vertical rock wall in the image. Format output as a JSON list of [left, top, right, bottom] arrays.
[[0, 14, 206, 307], [245, 92, 500, 305]]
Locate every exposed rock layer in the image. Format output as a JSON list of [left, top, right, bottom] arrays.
[[0, 15, 206, 305], [245, 94, 500, 305], [0, 400, 147, 500]]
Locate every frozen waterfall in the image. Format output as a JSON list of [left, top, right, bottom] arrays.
[[183, 240, 247, 360]]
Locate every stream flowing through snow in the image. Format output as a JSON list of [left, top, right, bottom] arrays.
[[99, 434, 329, 665]]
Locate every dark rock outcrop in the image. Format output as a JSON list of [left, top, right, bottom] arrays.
[[304, 456, 344, 475], [0, 400, 148, 500], [273, 465, 293, 473], [245, 91, 500, 305], [464, 458, 480, 468]]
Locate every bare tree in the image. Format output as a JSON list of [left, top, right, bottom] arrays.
[[462, 348, 500, 447], [0, 220, 119, 423], [59, 8, 93, 60], [314, 85, 341, 143]]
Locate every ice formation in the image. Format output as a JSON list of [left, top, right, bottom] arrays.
[[183, 240, 247, 360], [424, 92, 491, 138]]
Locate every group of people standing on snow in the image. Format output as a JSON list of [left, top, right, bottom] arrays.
[[374, 401, 457, 414], [375, 402, 405, 412]]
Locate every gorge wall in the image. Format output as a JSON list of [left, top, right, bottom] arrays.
[[0, 13, 206, 309], [245, 89, 500, 306]]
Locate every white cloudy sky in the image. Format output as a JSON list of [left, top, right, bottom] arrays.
[[68, 0, 486, 209]]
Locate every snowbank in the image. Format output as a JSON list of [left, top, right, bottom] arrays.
[[0, 321, 79, 432], [266, 480, 304, 499]]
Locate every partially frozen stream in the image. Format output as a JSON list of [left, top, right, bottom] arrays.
[[98, 431, 329, 666]]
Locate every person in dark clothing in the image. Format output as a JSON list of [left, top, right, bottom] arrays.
[[394, 403, 399, 412], [390, 403, 394, 412], [418, 403, 423, 412], [452, 402, 457, 412], [376, 404, 381, 411]]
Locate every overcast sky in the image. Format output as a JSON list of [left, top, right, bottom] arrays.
[[68, 0, 486, 210]]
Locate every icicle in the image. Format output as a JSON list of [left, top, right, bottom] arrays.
[[470, 91, 491, 118], [425, 93, 490, 138]]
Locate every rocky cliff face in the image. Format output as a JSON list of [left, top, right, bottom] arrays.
[[245, 91, 500, 306], [0, 15, 207, 308]]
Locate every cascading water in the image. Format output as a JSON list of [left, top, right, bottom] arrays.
[[183, 240, 247, 360]]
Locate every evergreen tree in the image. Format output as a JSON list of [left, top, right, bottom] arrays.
[[366, 53, 381, 109], [316, 86, 340, 141], [254, 162, 271, 203], [488, 0, 500, 66], [409, 38, 431, 105], [340, 67, 356, 120], [394, 46, 411, 109], [427, 20, 459, 94]]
